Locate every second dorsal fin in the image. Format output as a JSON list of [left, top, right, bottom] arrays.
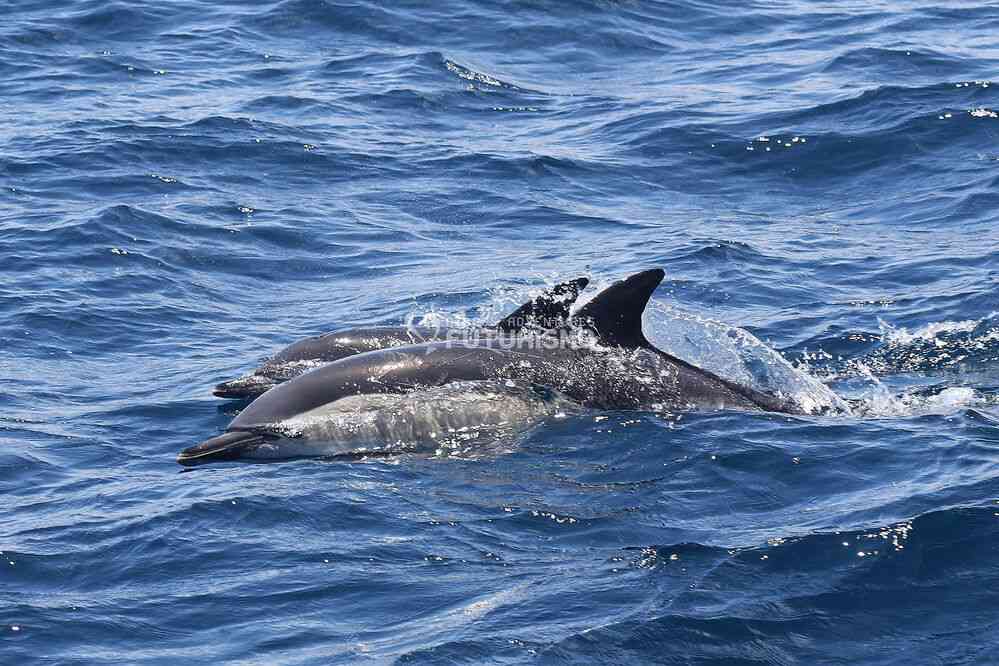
[[494, 277, 589, 333], [572, 269, 665, 348]]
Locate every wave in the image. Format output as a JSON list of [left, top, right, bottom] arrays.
[[406, 506, 999, 663], [796, 314, 999, 379]]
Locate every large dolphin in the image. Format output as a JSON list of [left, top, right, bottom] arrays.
[[213, 277, 589, 399], [180, 269, 802, 466]]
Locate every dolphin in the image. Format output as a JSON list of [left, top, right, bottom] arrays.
[[212, 277, 589, 399], [180, 269, 802, 466]]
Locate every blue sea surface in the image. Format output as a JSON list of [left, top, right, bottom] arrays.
[[3, 1, 999, 663]]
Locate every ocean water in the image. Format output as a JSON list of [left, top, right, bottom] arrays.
[[3, 0, 999, 663]]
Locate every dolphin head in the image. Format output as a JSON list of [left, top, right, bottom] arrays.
[[212, 359, 323, 400], [177, 430, 276, 466], [212, 375, 275, 399]]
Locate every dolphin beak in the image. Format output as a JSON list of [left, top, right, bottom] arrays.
[[177, 431, 269, 466], [212, 376, 273, 400]]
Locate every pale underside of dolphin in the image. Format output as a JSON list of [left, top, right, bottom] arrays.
[[180, 269, 802, 466], [213, 277, 589, 400], [188, 380, 576, 463]]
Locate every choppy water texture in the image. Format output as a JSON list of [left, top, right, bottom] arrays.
[[3, 1, 999, 663]]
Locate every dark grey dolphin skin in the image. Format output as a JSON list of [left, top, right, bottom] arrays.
[[212, 277, 589, 399], [180, 269, 801, 466]]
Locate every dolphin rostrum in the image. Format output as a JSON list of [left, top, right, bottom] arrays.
[[180, 269, 801, 466]]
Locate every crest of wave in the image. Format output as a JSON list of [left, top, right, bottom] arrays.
[[829, 315, 998, 417], [852, 315, 999, 375]]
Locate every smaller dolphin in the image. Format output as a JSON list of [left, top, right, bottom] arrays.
[[213, 277, 588, 399]]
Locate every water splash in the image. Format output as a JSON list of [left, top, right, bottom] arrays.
[[641, 300, 849, 415], [838, 366, 979, 418], [858, 316, 999, 374], [805, 315, 999, 417]]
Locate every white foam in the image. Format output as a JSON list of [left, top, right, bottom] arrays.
[[877, 317, 980, 345], [849, 377, 977, 418]]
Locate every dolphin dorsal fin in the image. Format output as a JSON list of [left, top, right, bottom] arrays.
[[572, 269, 665, 348], [495, 277, 589, 333]]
